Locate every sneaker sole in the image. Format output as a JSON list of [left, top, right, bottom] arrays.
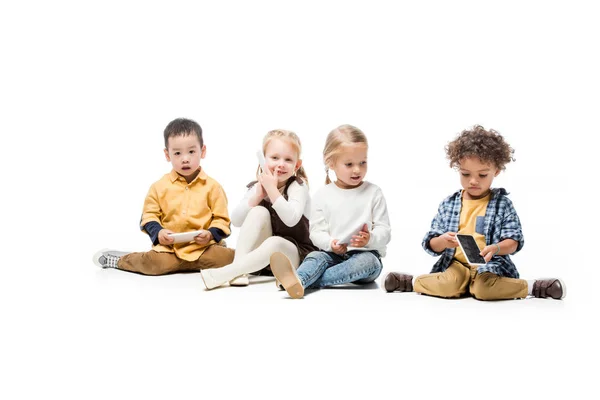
[[229, 275, 250, 287], [92, 248, 110, 268], [270, 252, 304, 299], [557, 278, 567, 299]]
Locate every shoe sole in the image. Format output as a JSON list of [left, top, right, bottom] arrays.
[[557, 278, 567, 299], [92, 248, 110, 268], [270, 252, 304, 299], [229, 275, 249, 287]]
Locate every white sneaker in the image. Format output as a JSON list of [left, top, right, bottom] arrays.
[[229, 274, 249, 286], [92, 248, 129, 269], [270, 252, 304, 299], [200, 269, 224, 290]]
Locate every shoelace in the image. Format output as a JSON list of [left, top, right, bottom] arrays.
[[104, 254, 121, 268]]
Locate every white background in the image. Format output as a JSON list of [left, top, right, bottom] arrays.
[[1, 1, 598, 399]]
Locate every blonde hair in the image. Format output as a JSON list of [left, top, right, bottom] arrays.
[[323, 124, 368, 184], [258, 129, 309, 185]]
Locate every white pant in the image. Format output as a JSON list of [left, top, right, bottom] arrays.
[[207, 206, 300, 285]]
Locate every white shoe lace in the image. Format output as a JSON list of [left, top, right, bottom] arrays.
[[103, 253, 121, 268]]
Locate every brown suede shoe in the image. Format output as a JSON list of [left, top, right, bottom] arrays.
[[382, 272, 414, 293], [532, 278, 566, 299]]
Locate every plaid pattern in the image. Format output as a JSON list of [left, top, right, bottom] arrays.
[[422, 188, 524, 278]]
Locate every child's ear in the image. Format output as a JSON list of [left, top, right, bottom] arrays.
[[295, 159, 303, 171], [201, 145, 207, 159], [164, 148, 170, 162], [494, 168, 500, 177]]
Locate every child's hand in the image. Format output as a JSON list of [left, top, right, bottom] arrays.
[[480, 245, 498, 262], [249, 182, 267, 207], [158, 229, 175, 245], [439, 232, 459, 249], [350, 224, 370, 248], [331, 239, 348, 255], [259, 166, 278, 193], [194, 230, 213, 246]]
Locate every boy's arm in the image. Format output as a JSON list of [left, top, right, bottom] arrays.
[[207, 183, 232, 241], [140, 184, 164, 245], [143, 221, 163, 246], [499, 201, 524, 254], [422, 200, 449, 256]]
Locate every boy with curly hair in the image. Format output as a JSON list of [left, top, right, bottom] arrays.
[[383, 125, 566, 300]]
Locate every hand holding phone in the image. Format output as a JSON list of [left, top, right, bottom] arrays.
[[456, 234, 487, 266], [256, 150, 266, 171]]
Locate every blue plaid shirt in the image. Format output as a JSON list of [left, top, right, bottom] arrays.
[[422, 188, 524, 278]]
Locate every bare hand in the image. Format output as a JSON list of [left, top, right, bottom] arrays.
[[158, 229, 175, 245], [480, 244, 498, 262], [258, 166, 278, 193], [350, 224, 370, 248], [194, 230, 213, 246], [249, 182, 267, 207], [439, 232, 459, 249], [331, 239, 348, 255]]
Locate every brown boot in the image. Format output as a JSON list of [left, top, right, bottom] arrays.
[[382, 272, 413, 293], [532, 278, 566, 299]]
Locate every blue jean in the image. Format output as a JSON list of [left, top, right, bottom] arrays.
[[297, 250, 383, 289]]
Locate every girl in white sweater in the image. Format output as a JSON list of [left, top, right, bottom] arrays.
[[271, 125, 391, 298], [200, 129, 317, 289]]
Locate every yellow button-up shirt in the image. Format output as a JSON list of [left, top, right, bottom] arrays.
[[140, 168, 231, 261]]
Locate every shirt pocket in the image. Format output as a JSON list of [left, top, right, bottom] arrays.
[[475, 216, 485, 235]]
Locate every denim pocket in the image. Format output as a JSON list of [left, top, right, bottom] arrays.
[[475, 216, 485, 234]]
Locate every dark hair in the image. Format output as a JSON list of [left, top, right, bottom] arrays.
[[163, 118, 203, 149], [446, 125, 515, 171]]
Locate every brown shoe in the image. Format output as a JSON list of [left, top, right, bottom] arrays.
[[532, 278, 566, 299], [382, 272, 413, 293], [270, 252, 304, 299]]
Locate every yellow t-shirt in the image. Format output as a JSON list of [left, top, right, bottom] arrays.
[[140, 168, 231, 261], [454, 192, 490, 265]]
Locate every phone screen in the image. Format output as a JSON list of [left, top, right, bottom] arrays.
[[456, 234, 487, 264]]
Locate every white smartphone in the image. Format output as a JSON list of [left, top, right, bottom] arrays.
[[168, 230, 204, 244], [456, 234, 487, 266], [337, 222, 369, 245], [256, 150, 266, 171]]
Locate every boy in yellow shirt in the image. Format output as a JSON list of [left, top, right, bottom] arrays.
[[93, 118, 234, 275]]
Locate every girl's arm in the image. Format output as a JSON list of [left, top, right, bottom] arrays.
[[367, 188, 391, 248], [309, 193, 333, 251], [230, 185, 258, 228], [271, 181, 308, 227]]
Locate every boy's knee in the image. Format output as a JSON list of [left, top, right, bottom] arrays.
[[471, 272, 498, 300]]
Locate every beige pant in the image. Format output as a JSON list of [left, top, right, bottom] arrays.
[[414, 260, 528, 300], [203, 206, 300, 285], [117, 244, 234, 276]]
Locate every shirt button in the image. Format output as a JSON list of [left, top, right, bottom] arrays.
[[185, 187, 189, 190], [183, 211, 186, 215]]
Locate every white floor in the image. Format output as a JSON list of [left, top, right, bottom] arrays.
[[1, 237, 593, 400]]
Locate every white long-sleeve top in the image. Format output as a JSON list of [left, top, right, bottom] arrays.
[[230, 180, 311, 228], [309, 181, 391, 257]]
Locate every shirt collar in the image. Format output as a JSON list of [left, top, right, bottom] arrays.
[[169, 168, 207, 184]]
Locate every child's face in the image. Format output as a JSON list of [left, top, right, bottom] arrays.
[[264, 138, 302, 184], [164, 134, 205, 178], [331, 143, 368, 189], [458, 156, 500, 200]]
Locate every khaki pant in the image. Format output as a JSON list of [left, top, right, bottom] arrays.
[[414, 260, 528, 300], [117, 244, 235, 276]]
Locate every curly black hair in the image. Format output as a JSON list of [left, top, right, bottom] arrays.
[[445, 125, 515, 171]]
